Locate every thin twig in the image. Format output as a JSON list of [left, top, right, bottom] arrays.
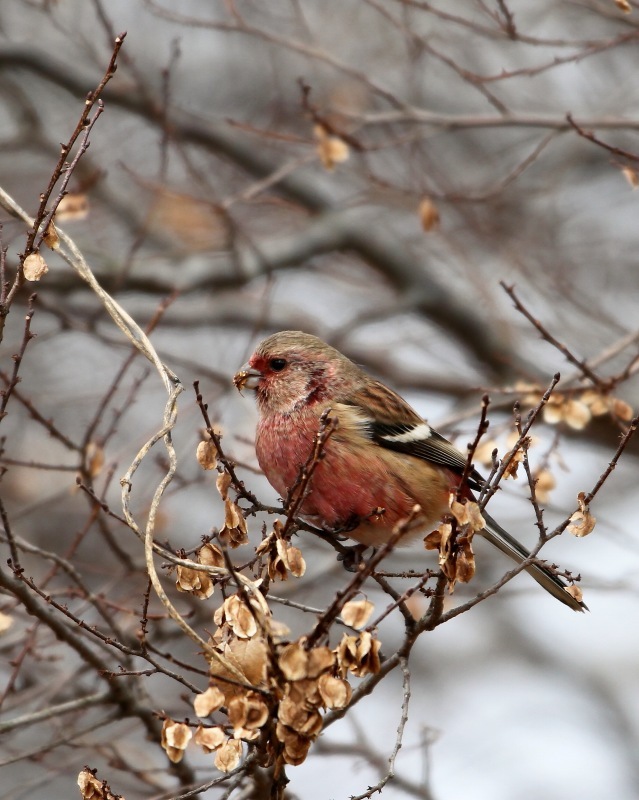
[[567, 112, 639, 163], [501, 282, 605, 388], [349, 656, 411, 800], [306, 506, 423, 649]]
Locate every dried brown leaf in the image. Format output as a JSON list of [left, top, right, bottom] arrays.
[[315, 125, 350, 170], [544, 397, 591, 430], [285, 544, 306, 577], [455, 537, 476, 584], [269, 618, 291, 639], [272, 539, 306, 580], [418, 197, 440, 231], [193, 685, 225, 718], [354, 631, 381, 677], [581, 390, 610, 416], [286, 677, 322, 708], [542, 401, 563, 426], [233, 726, 261, 742], [341, 599, 374, 629], [77, 768, 121, 800], [198, 542, 225, 568], [318, 674, 352, 710], [194, 725, 227, 752], [582, 391, 633, 422], [196, 439, 218, 470], [336, 631, 381, 678], [278, 696, 323, 736], [275, 722, 312, 766], [176, 565, 214, 600], [568, 492, 596, 537], [214, 739, 242, 772], [223, 594, 257, 639], [610, 397, 634, 422], [147, 186, 230, 252], [216, 471, 232, 499], [23, 252, 48, 281], [621, 165, 639, 188], [219, 499, 249, 548], [56, 192, 89, 221], [503, 446, 524, 479], [449, 498, 485, 531], [564, 399, 592, 430], [227, 692, 269, 732], [209, 636, 268, 702], [43, 222, 60, 250], [565, 584, 584, 603], [424, 524, 445, 551], [0, 610, 13, 634], [306, 646, 335, 679], [278, 642, 308, 681], [161, 719, 192, 763], [267, 549, 289, 582], [424, 519, 475, 588]]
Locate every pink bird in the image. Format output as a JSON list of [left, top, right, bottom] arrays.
[[234, 331, 584, 611]]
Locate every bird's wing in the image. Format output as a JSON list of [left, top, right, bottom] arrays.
[[343, 380, 486, 491]]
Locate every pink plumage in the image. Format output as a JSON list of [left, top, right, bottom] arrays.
[[234, 330, 584, 611]]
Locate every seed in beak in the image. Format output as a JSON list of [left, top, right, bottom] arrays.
[[233, 367, 262, 391]]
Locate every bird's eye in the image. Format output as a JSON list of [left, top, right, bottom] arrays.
[[269, 358, 287, 372]]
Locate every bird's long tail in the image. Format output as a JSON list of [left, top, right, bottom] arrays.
[[480, 512, 586, 612]]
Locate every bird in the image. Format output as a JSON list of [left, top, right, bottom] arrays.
[[233, 330, 585, 612]]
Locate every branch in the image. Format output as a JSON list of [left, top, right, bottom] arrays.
[[501, 282, 605, 388], [349, 657, 412, 800], [568, 112, 639, 163], [0, 690, 112, 735], [0, 43, 529, 377]]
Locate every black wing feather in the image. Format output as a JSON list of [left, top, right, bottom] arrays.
[[370, 421, 486, 492]]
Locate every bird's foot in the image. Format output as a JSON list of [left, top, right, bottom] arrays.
[[337, 544, 370, 572]]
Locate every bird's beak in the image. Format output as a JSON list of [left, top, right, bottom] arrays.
[[233, 364, 263, 392]]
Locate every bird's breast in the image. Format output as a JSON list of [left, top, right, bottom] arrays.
[[255, 411, 319, 499], [255, 410, 451, 545]]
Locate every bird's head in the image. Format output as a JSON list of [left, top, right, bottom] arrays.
[[233, 331, 358, 414]]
